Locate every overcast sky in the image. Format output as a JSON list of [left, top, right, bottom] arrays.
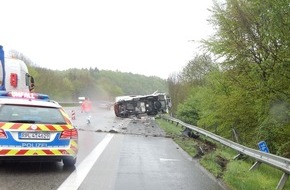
[[1, 0, 214, 79]]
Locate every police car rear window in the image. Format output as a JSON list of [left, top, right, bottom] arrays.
[[0, 105, 66, 124]]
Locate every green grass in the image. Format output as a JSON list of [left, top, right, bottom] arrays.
[[156, 117, 290, 190], [224, 161, 288, 190], [157, 119, 184, 137]]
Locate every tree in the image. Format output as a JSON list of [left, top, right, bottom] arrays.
[[201, 0, 290, 156], [180, 54, 217, 86]]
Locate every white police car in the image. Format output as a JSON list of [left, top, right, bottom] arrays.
[[0, 91, 78, 167]]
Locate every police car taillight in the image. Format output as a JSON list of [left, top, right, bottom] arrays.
[[60, 128, 78, 139], [0, 129, 7, 139], [0, 91, 49, 101]]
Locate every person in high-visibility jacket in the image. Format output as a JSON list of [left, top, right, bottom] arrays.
[[81, 97, 92, 124]]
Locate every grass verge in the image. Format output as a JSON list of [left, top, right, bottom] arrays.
[[156, 117, 290, 190]]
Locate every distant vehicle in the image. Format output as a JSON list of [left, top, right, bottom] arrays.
[[0, 91, 78, 167], [114, 91, 171, 118], [0, 45, 34, 92], [78, 96, 85, 103]]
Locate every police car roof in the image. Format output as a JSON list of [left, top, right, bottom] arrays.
[[0, 98, 62, 108], [0, 91, 61, 108]]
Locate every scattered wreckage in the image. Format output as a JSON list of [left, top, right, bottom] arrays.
[[114, 91, 171, 118]]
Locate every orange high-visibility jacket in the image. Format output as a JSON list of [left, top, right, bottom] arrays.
[[81, 99, 92, 112]]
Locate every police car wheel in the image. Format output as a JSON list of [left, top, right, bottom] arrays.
[[63, 157, 77, 167]]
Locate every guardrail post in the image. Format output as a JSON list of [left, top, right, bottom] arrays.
[[232, 128, 240, 143], [249, 161, 261, 171], [276, 173, 289, 190], [233, 153, 244, 160]]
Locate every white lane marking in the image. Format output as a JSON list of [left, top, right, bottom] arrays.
[[160, 158, 180, 162], [58, 133, 114, 190]]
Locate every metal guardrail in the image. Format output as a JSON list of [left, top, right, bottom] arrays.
[[160, 115, 290, 190]]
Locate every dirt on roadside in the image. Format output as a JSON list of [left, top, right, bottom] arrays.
[[118, 116, 166, 137]]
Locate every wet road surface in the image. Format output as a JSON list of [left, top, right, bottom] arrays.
[[0, 106, 227, 190]]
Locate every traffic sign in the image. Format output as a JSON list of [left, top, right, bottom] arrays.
[[258, 141, 269, 153]]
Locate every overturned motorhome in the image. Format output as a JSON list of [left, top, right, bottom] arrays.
[[114, 92, 171, 118]]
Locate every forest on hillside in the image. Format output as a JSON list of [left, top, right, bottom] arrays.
[[26, 65, 168, 102]]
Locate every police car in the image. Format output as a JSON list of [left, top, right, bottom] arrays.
[[0, 91, 78, 167]]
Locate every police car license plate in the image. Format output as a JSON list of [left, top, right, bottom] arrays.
[[19, 132, 50, 140]]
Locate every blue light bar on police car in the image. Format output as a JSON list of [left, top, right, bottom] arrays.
[[0, 91, 50, 100]]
